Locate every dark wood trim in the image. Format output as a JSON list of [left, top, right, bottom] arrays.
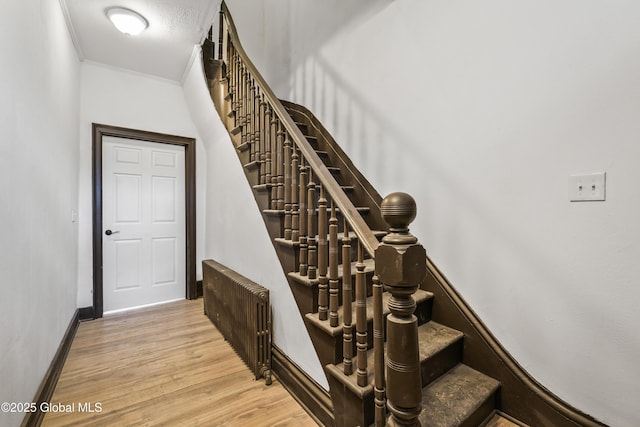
[[21, 310, 80, 427], [195, 280, 203, 298], [78, 306, 94, 321], [271, 346, 333, 427], [92, 123, 197, 318]]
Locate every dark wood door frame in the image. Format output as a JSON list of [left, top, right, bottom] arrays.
[[92, 123, 197, 318]]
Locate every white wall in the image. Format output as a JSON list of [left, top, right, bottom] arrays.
[[0, 1, 80, 425], [223, 0, 291, 95], [181, 52, 327, 388], [229, 1, 640, 426], [76, 62, 203, 307]]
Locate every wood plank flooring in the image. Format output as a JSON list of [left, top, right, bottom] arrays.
[[485, 413, 523, 427], [42, 299, 318, 427], [42, 298, 522, 427]]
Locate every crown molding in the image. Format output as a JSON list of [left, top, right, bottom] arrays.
[[58, 0, 85, 61]]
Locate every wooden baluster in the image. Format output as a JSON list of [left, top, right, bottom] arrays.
[[228, 46, 234, 109], [260, 96, 268, 185], [256, 90, 264, 185], [234, 57, 241, 126], [290, 147, 299, 242], [243, 67, 249, 130], [283, 132, 292, 240], [243, 69, 249, 147], [269, 116, 278, 210], [226, 43, 234, 108], [328, 200, 339, 328], [248, 78, 254, 150], [240, 65, 247, 148], [307, 170, 317, 280], [218, 9, 224, 61], [237, 55, 243, 117], [373, 274, 386, 426], [376, 193, 426, 427], [238, 62, 244, 124], [276, 122, 285, 211], [235, 57, 241, 127], [355, 242, 368, 387], [299, 158, 308, 275], [249, 78, 256, 163], [253, 82, 259, 164], [264, 105, 272, 187], [342, 220, 353, 375], [232, 51, 240, 117], [317, 186, 328, 321]]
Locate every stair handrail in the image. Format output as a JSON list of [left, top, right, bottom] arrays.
[[219, 1, 380, 258]]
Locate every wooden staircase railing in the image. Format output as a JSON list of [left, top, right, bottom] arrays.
[[218, 3, 380, 258], [215, 2, 427, 426]]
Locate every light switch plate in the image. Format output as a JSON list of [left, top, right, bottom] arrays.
[[569, 172, 606, 202]]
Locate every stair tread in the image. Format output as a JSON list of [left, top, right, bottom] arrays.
[[243, 160, 260, 170], [306, 289, 433, 337], [419, 364, 500, 427], [252, 183, 273, 191], [418, 321, 464, 361], [289, 258, 375, 286], [326, 321, 463, 390]]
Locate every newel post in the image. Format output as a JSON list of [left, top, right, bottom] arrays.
[[375, 192, 426, 427]]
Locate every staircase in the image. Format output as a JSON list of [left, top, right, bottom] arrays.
[[202, 4, 608, 427], [204, 6, 501, 426]]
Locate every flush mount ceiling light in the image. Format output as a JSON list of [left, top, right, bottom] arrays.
[[106, 7, 148, 36]]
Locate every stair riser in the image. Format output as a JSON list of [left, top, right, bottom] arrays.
[[326, 375, 374, 427], [421, 339, 463, 388], [421, 392, 496, 427], [264, 214, 286, 243], [460, 394, 497, 427], [307, 297, 433, 367]]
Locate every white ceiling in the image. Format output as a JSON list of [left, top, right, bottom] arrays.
[[61, 0, 219, 82]]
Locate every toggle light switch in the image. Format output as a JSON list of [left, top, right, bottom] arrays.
[[569, 172, 606, 202]]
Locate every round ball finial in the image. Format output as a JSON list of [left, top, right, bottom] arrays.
[[381, 192, 417, 228], [381, 192, 418, 244]]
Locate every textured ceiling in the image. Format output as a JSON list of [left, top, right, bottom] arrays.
[[61, 0, 218, 82]]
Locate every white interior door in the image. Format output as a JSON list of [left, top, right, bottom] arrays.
[[102, 136, 186, 313]]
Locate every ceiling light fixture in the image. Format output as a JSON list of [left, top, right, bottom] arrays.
[[106, 7, 148, 36]]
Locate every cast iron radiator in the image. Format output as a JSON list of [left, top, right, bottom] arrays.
[[202, 259, 272, 384]]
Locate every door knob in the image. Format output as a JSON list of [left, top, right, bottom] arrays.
[[105, 229, 120, 236]]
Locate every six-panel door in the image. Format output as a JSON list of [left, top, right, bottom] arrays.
[[102, 136, 186, 313]]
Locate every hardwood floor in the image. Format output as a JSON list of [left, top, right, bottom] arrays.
[[41, 298, 522, 426], [484, 414, 523, 427], [42, 299, 318, 427]]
